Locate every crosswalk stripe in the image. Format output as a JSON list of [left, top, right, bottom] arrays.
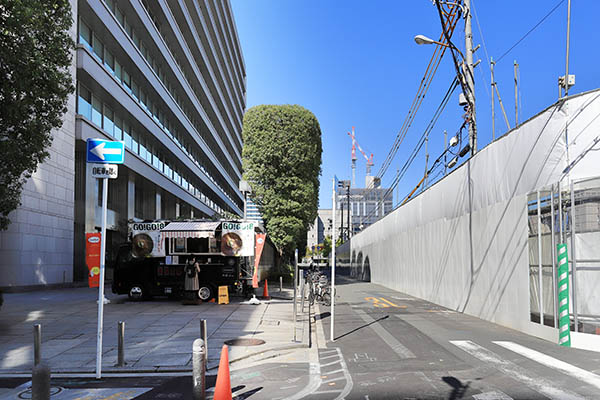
[[450, 340, 584, 400], [494, 341, 600, 390], [472, 391, 513, 400], [355, 309, 415, 359]]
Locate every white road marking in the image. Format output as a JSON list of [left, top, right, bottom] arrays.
[[450, 340, 584, 400], [334, 347, 354, 400], [494, 341, 600, 390], [355, 309, 415, 359], [473, 391, 513, 400]]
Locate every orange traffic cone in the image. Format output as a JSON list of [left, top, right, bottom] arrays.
[[261, 279, 271, 300], [214, 345, 232, 400]]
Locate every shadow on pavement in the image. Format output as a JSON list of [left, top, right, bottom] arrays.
[[334, 315, 389, 341]]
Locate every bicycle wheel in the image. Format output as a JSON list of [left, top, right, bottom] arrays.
[[322, 291, 331, 306], [308, 290, 315, 305]]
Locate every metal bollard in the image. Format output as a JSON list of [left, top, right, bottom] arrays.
[[34, 324, 41, 366], [279, 276, 282, 292], [117, 321, 125, 367], [192, 339, 206, 400], [32, 362, 50, 400], [200, 319, 207, 369]]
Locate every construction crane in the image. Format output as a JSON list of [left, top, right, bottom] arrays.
[[347, 127, 374, 188]]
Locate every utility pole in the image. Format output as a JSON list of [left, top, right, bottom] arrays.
[[464, 0, 477, 155], [491, 58, 495, 140], [565, 0, 572, 98], [514, 60, 519, 126], [347, 185, 351, 238], [340, 201, 344, 241]]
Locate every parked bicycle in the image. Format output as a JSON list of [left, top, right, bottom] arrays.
[[306, 270, 331, 306]]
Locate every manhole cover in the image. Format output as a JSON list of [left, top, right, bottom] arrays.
[[224, 338, 265, 346]]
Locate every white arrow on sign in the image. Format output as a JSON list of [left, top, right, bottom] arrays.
[[90, 142, 122, 161]]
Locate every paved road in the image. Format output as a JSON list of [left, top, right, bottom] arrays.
[[315, 277, 600, 399]]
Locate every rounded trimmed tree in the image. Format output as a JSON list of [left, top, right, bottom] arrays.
[[242, 105, 322, 258]]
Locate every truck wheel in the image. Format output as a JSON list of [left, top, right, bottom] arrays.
[[197, 285, 213, 301], [128, 284, 145, 301]]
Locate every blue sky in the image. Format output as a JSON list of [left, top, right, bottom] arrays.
[[230, 0, 600, 209]]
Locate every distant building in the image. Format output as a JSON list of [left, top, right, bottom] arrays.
[[245, 196, 263, 225], [337, 177, 393, 236], [306, 209, 342, 252]]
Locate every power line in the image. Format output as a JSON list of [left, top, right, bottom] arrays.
[[360, 78, 459, 221], [375, 4, 463, 182], [496, 0, 565, 63]]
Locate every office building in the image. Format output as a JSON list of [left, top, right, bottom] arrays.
[[337, 177, 393, 236], [0, 0, 246, 287]]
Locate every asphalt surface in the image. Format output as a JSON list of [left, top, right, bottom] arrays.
[[317, 276, 600, 399]]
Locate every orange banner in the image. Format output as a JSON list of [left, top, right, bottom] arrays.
[[86, 233, 101, 288], [253, 234, 266, 288]]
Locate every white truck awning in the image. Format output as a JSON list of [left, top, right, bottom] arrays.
[[160, 221, 220, 239]]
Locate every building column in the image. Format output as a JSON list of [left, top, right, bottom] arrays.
[[84, 163, 96, 232], [175, 202, 180, 218], [155, 190, 161, 220], [127, 174, 135, 220]]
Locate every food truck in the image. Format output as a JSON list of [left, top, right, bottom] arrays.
[[111, 220, 262, 301]]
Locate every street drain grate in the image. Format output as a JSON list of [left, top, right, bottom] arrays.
[[224, 338, 265, 346]]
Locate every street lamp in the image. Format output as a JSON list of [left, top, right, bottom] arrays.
[[238, 180, 252, 220], [413, 34, 464, 59]]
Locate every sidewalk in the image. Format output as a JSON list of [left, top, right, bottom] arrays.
[[0, 284, 310, 375]]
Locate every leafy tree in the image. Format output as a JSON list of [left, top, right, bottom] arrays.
[[242, 105, 322, 258], [0, 0, 75, 230]]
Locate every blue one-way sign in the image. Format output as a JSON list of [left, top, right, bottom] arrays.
[[86, 139, 125, 164]]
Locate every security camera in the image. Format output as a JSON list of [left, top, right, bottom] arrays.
[[449, 136, 459, 147]]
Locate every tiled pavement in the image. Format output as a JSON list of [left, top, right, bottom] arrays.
[[0, 285, 310, 374]]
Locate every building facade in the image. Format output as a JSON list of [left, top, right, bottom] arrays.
[[337, 179, 393, 237], [306, 209, 342, 252], [245, 196, 263, 225], [0, 0, 246, 287]]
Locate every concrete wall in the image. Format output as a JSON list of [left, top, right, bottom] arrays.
[[0, 0, 78, 287]]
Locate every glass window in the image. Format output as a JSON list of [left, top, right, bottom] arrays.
[[92, 34, 103, 62], [144, 143, 152, 163], [114, 60, 122, 82], [103, 106, 114, 136], [139, 139, 147, 161], [91, 95, 102, 126], [122, 70, 131, 91], [123, 122, 132, 149], [106, 0, 115, 13], [114, 116, 123, 140], [104, 49, 114, 73], [79, 20, 92, 50], [132, 31, 140, 49], [115, 7, 124, 27], [152, 152, 160, 169], [77, 84, 92, 119], [131, 130, 138, 154], [131, 80, 139, 99]]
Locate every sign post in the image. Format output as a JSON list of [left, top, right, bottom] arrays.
[[331, 177, 338, 342], [87, 139, 124, 379]]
